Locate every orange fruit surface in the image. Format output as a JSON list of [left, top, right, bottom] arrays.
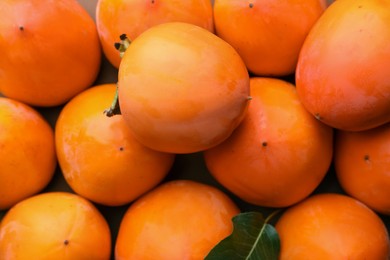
[[204, 77, 333, 207], [275, 193, 390, 259], [335, 123, 390, 215], [296, 0, 390, 131], [115, 180, 240, 260], [0, 0, 101, 107], [96, 0, 214, 68], [118, 22, 250, 154], [55, 84, 175, 206], [213, 0, 327, 76], [1, 1, 389, 259], [0, 97, 56, 210], [0, 192, 111, 259]]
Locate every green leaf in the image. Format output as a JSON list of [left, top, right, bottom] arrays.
[[205, 211, 280, 260]]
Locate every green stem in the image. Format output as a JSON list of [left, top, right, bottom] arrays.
[[104, 34, 132, 117], [104, 83, 121, 117]]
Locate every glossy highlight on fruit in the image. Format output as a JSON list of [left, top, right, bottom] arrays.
[[0, 192, 112, 259], [204, 77, 333, 207], [296, 0, 390, 131], [118, 22, 250, 154], [275, 193, 390, 259], [335, 123, 390, 215], [96, 0, 214, 68], [0, 0, 101, 106], [213, 0, 327, 76], [0, 97, 56, 210], [55, 84, 175, 206], [115, 180, 240, 260]]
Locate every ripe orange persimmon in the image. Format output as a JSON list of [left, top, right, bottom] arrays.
[[115, 180, 240, 260], [296, 0, 390, 131], [213, 0, 327, 76], [334, 123, 390, 215], [275, 193, 390, 259], [204, 77, 333, 208], [0, 0, 101, 107], [118, 22, 250, 154], [0, 97, 56, 210], [0, 192, 111, 259], [96, 0, 214, 68], [55, 84, 175, 206]]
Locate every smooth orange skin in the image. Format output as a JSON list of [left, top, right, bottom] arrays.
[[213, 0, 327, 76], [96, 0, 214, 68], [115, 180, 240, 260], [275, 193, 390, 259], [118, 22, 250, 154], [334, 123, 390, 215], [296, 0, 390, 131], [55, 84, 175, 206], [0, 97, 56, 210], [0, 0, 101, 107], [204, 78, 333, 207], [0, 192, 111, 259]]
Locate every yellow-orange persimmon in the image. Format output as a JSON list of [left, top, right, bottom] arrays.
[[0, 0, 101, 106], [96, 0, 214, 68], [276, 193, 390, 259], [55, 84, 175, 206], [115, 180, 240, 259], [213, 0, 327, 76], [118, 22, 250, 154], [0, 192, 111, 259], [0, 97, 56, 210], [296, 0, 390, 131], [335, 123, 390, 215], [204, 77, 333, 207]]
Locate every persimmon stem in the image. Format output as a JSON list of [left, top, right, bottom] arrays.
[[114, 34, 131, 58], [104, 34, 132, 117], [104, 84, 121, 117]]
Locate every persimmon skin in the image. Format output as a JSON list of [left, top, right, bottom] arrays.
[[0, 192, 111, 260], [55, 84, 175, 206], [213, 0, 327, 76], [204, 77, 333, 208], [96, 0, 214, 68], [115, 180, 240, 260], [0, 97, 56, 210], [0, 0, 101, 107], [118, 22, 250, 154], [335, 123, 390, 215], [296, 0, 390, 131], [275, 193, 390, 259]]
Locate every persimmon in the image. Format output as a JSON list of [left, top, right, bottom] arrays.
[[275, 193, 390, 259], [55, 84, 175, 206], [96, 0, 214, 68], [0, 97, 56, 210], [334, 123, 390, 215], [0, 0, 101, 107], [213, 0, 327, 76], [204, 77, 333, 208], [115, 180, 240, 260], [117, 22, 250, 154], [296, 0, 390, 131], [0, 192, 111, 259]]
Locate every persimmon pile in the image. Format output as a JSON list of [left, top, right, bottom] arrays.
[[1, 0, 389, 259]]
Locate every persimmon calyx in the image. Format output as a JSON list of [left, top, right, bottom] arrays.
[[104, 34, 131, 117], [114, 34, 131, 58], [104, 83, 121, 117]]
